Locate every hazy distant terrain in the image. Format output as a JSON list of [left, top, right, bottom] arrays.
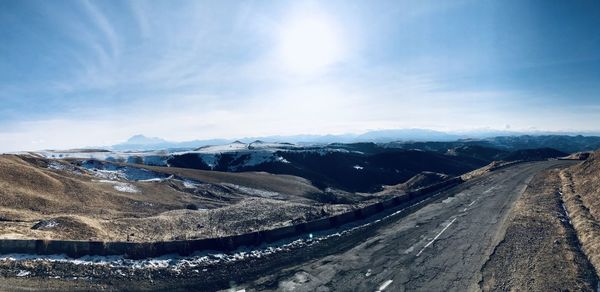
[[108, 132, 600, 152]]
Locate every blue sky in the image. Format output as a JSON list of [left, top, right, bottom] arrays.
[[1, 0, 600, 151]]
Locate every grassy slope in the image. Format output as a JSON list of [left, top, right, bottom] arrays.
[[561, 150, 600, 276], [133, 163, 322, 199], [0, 155, 351, 242]]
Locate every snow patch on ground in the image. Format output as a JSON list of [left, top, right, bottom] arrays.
[[47, 161, 84, 175], [0, 197, 432, 277], [48, 161, 68, 171], [442, 197, 456, 204], [36, 150, 171, 165], [183, 180, 200, 189], [16, 270, 30, 277], [222, 183, 281, 198], [113, 183, 139, 193], [138, 178, 166, 183], [96, 180, 140, 193], [193, 151, 293, 171], [276, 156, 290, 163], [89, 169, 125, 180], [196, 154, 218, 169], [32, 219, 60, 230], [195, 142, 248, 153], [81, 160, 170, 181]]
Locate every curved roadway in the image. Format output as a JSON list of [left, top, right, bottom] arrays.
[[244, 160, 575, 291]]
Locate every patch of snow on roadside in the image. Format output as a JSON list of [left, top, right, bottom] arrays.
[[442, 197, 455, 204], [0, 193, 434, 274], [16, 270, 30, 277]]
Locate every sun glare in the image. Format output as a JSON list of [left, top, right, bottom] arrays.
[[277, 13, 344, 75]]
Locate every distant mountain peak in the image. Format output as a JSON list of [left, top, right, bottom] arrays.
[[125, 135, 168, 145]]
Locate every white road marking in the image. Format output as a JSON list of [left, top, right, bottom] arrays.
[[468, 200, 476, 207], [416, 218, 458, 257], [483, 186, 496, 194], [376, 279, 393, 291]]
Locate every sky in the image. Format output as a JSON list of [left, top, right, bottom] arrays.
[[1, 0, 600, 151]]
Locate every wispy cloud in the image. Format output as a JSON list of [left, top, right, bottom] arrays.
[[1, 0, 600, 151], [128, 0, 151, 38], [79, 0, 120, 58]]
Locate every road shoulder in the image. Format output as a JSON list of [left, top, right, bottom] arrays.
[[480, 169, 598, 291]]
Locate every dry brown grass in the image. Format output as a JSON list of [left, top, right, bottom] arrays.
[[460, 160, 517, 181], [376, 171, 448, 197], [101, 198, 352, 241], [0, 154, 352, 242], [481, 169, 597, 291], [133, 163, 322, 199], [560, 151, 600, 275]]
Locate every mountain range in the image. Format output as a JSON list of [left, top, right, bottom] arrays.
[[110, 129, 600, 153]]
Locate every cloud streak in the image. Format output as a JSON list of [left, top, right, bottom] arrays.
[[1, 0, 600, 151]]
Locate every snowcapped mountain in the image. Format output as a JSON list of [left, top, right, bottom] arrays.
[[111, 135, 231, 151], [125, 135, 168, 145], [107, 129, 470, 151]]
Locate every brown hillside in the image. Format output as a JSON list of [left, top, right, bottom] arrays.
[[0, 155, 353, 242]]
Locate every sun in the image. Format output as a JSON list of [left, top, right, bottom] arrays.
[[277, 13, 344, 75]]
